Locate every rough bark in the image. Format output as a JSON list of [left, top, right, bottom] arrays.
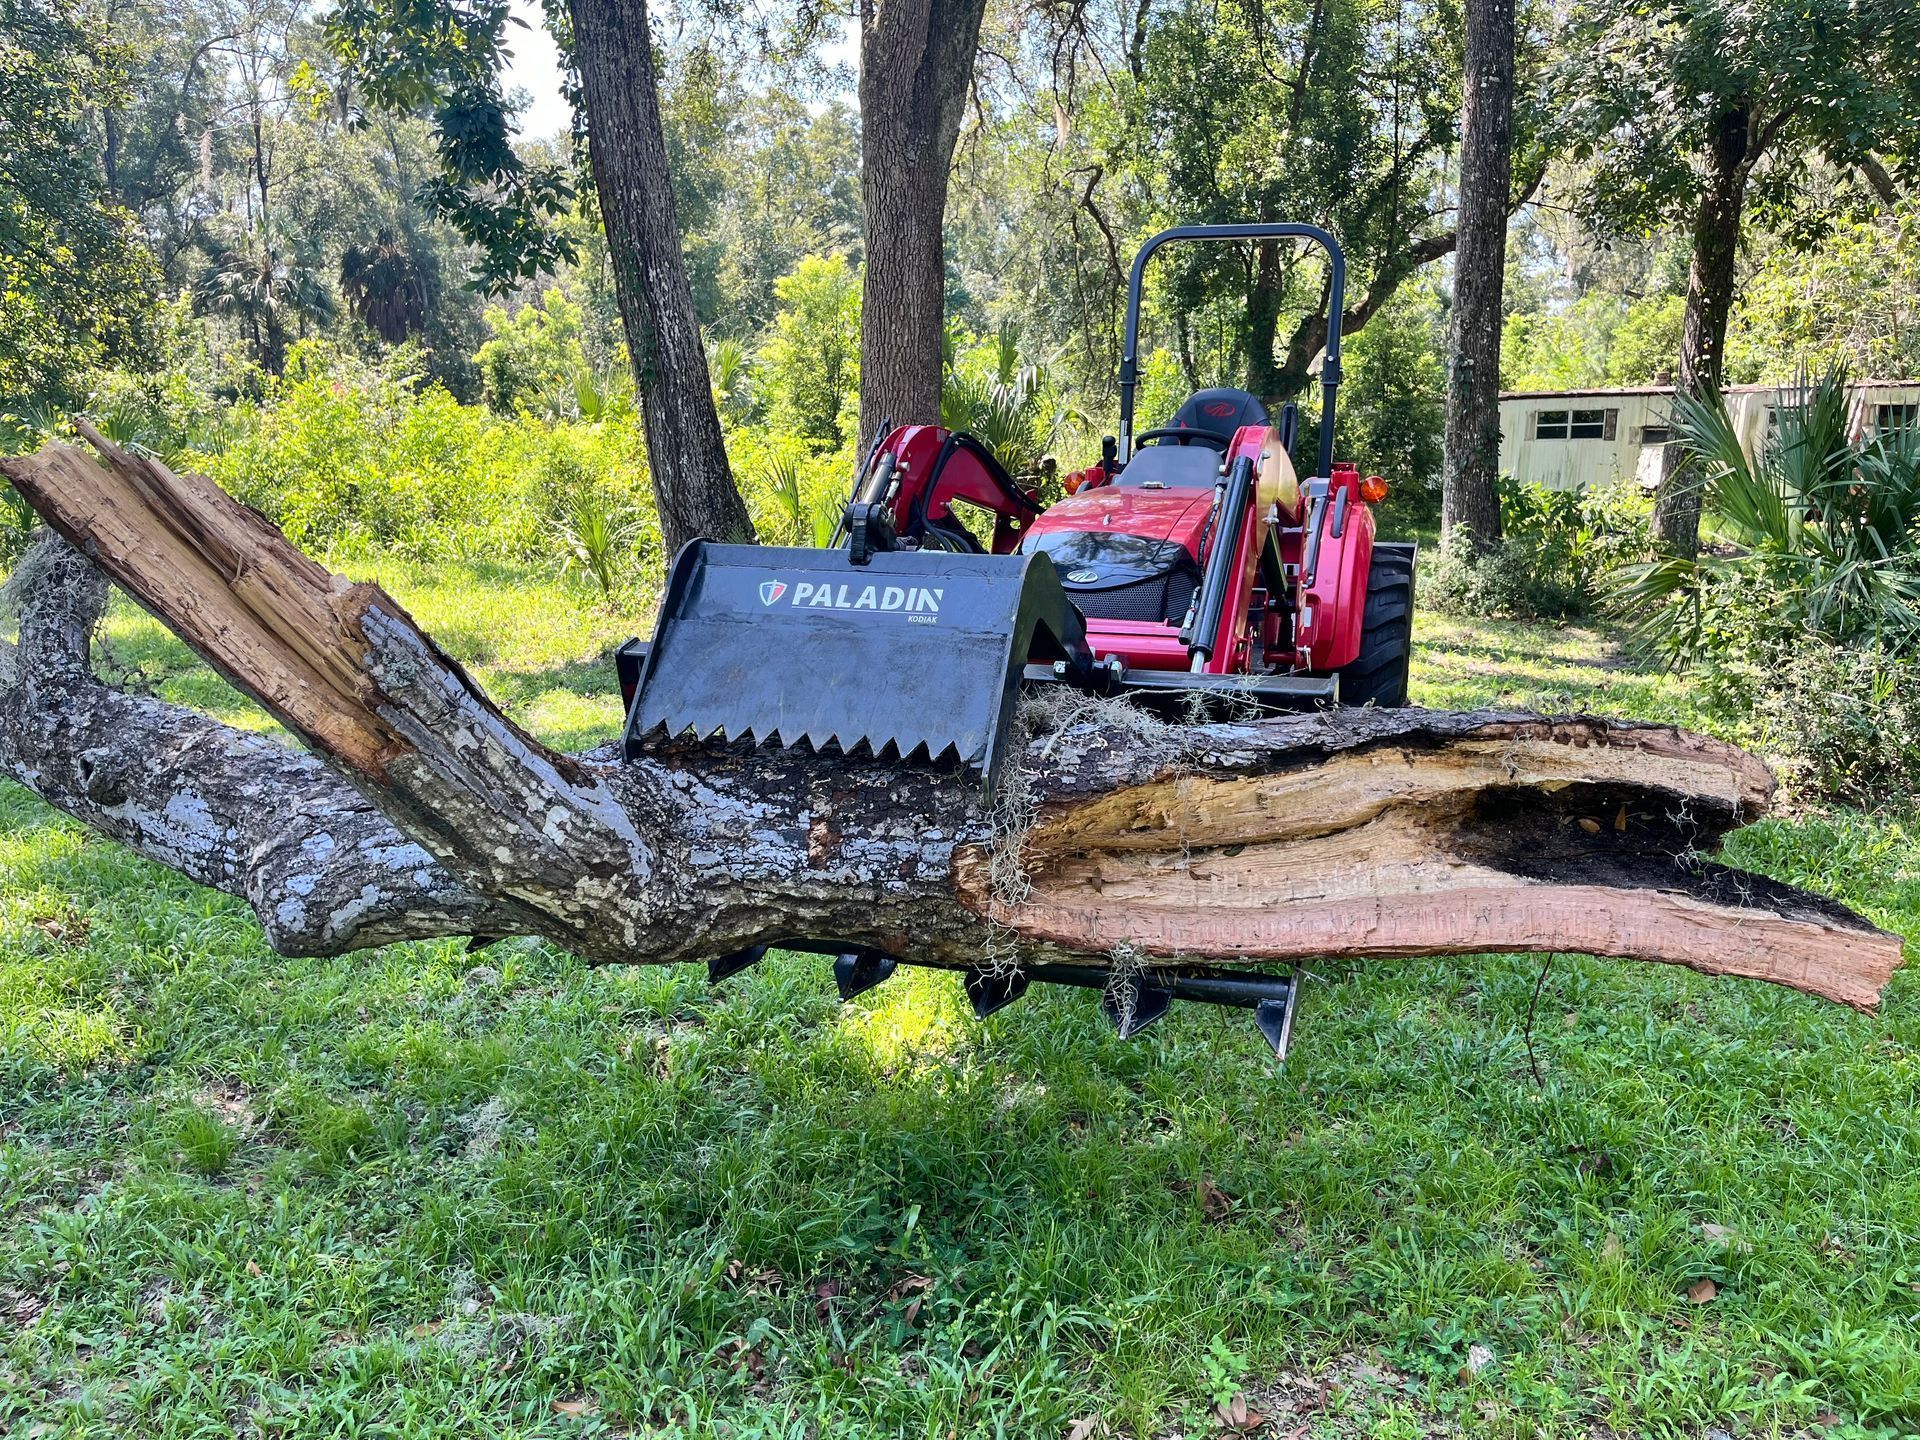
[[856, 0, 990, 450], [568, 0, 754, 553], [1654, 101, 1753, 554], [1440, 0, 1515, 552], [0, 434, 1904, 1013]]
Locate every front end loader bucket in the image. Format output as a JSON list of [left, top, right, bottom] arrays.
[[623, 542, 1089, 797]]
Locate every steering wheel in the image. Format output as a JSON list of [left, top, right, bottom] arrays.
[[1134, 427, 1230, 450]]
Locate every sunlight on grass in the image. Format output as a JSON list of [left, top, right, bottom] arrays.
[[6, 578, 1920, 1436], [831, 964, 974, 1073], [0, 1000, 125, 1068], [91, 555, 646, 748], [1411, 610, 1709, 728]]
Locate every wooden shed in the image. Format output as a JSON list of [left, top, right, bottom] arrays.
[[1497, 380, 1920, 491]]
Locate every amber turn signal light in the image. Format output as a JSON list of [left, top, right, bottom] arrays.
[[1359, 474, 1389, 503]]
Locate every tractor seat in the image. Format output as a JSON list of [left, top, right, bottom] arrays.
[[1168, 387, 1269, 441]]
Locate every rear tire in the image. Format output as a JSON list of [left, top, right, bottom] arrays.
[[1336, 542, 1416, 708]]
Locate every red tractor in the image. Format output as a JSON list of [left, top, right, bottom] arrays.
[[623, 222, 1416, 796], [616, 224, 1415, 1052]]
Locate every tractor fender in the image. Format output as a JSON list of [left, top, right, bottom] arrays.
[[1294, 465, 1374, 673]]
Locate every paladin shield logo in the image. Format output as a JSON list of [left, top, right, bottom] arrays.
[[759, 580, 788, 606]]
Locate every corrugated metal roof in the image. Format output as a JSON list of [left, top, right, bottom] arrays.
[[1501, 380, 1920, 400]]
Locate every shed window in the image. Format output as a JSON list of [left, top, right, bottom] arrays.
[[1639, 424, 1671, 445], [1875, 403, 1919, 434], [1533, 407, 1616, 440]]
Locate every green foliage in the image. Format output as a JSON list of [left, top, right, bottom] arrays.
[[1429, 479, 1651, 621], [1341, 281, 1446, 527], [192, 341, 654, 568], [474, 289, 591, 415], [559, 491, 636, 603], [1621, 371, 1920, 664], [324, 0, 578, 292], [0, 0, 157, 411], [1123, 0, 1462, 398], [707, 335, 757, 424], [1606, 293, 1686, 385], [1560, 0, 1916, 245], [1501, 294, 1621, 392], [941, 326, 1080, 481], [760, 255, 861, 450], [728, 426, 857, 549], [753, 442, 809, 545], [1614, 371, 1920, 804], [170, 1107, 240, 1177], [1727, 205, 1920, 385]]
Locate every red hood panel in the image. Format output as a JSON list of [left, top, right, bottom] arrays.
[[1025, 487, 1215, 557]]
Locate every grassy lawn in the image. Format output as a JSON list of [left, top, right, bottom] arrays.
[[3, 562, 1918, 1438]]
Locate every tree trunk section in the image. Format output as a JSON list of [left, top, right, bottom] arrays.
[[1654, 101, 1752, 554], [568, 0, 754, 553], [0, 433, 1904, 1015], [1440, 0, 1515, 552], [856, 0, 990, 450]]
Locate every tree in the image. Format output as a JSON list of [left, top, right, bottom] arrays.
[[855, 0, 991, 449], [0, 0, 156, 416], [1440, 0, 1516, 549], [563, 0, 752, 548], [993, 0, 1544, 426], [761, 254, 862, 450], [1562, 0, 1920, 551], [1725, 203, 1920, 384], [327, 0, 753, 554], [0, 431, 1904, 1019]]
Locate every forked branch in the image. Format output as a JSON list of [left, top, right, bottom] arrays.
[[0, 432, 1903, 1011]]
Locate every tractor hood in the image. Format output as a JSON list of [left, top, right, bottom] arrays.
[[1020, 487, 1215, 580]]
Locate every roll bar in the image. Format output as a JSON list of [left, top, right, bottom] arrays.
[[1117, 222, 1346, 480]]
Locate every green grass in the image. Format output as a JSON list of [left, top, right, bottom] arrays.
[[3, 563, 1918, 1438]]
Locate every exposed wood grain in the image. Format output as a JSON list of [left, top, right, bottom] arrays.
[[0, 431, 1905, 1015]]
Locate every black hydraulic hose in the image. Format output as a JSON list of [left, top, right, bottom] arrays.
[[1183, 454, 1255, 664]]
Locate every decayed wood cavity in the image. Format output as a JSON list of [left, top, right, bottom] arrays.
[[957, 725, 1901, 1011]]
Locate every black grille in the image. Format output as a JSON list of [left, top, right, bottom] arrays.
[[1070, 569, 1197, 625]]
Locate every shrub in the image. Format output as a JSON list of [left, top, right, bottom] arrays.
[[1618, 370, 1920, 666], [1613, 369, 1920, 806], [942, 328, 1079, 482], [1681, 606, 1920, 807], [192, 341, 657, 569], [760, 255, 861, 449], [475, 289, 592, 415], [1426, 478, 1650, 621]]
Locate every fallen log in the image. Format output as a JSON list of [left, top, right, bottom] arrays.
[[0, 430, 1903, 1013]]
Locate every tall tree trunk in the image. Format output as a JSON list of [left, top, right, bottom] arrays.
[[1440, 0, 1516, 551], [856, 0, 990, 450], [1653, 101, 1752, 554], [568, 0, 753, 553], [0, 432, 1903, 1017], [1244, 239, 1287, 402]]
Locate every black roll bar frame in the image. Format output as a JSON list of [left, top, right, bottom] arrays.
[[1117, 222, 1347, 481]]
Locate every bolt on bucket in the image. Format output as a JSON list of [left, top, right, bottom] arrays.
[[622, 542, 1090, 798]]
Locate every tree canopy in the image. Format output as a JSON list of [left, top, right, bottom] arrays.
[[0, 0, 156, 414]]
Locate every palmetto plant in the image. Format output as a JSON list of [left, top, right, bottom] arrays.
[[707, 336, 756, 424], [941, 365, 1076, 480], [560, 492, 635, 602], [757, 445, 808, 543], [1620, 370, 1920, 664]]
